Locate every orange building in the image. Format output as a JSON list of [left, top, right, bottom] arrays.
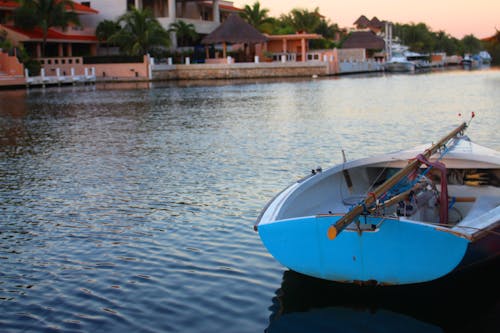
[[0, 0, 99, 58], [263, 33, 321, 62]]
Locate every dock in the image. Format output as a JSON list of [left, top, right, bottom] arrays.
[[23, 67, 96, 88]]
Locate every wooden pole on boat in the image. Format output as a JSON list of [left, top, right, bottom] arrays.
[[341, 149, 354, 194], [366, 183, 423, 215], [327, 122, 467, 240]]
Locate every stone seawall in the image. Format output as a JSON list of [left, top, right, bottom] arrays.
[[152, 62, 330, 80]]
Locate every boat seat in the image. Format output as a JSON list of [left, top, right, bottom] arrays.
[[457, 196, 500, 226]]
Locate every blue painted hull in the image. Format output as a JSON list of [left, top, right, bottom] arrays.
[[258, 215, 470, 285]]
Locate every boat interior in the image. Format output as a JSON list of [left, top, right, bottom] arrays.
[[275, 164, 500, 234]]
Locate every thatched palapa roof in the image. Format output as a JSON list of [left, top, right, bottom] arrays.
[[353, 15, 385, 31], [353, 15, 370, 29], [342, 31, 385, 50], [201, 13, 268, 45]]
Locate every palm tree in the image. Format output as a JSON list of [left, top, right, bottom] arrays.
[[168, 20, 198, 47], [287, 7, 322, 33], [109, 7, 170, 56], [239, 1, 271, 31], [13, 0, 79, 57], [316, 19, 340, 40], [95, 19, 120, 55]]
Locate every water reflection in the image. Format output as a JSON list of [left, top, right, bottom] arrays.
[[267, 259, 499, 333], [0, 69, 498, 332], [267, 306, 442, 333], [0, 90, 29, 152]]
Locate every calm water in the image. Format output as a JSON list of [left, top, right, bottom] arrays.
[[1, 68, 499, 333]]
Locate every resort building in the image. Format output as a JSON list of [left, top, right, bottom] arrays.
[[0, 0, 242, 57], [265, 33, 322, 62], [80, 0, 242, 49], [342, 30, 385, 61], [0, 3, 396, 85], [0, 0, 99, 57]]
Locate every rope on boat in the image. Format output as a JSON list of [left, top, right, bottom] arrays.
[[328, 122, 470, 240], [368, 133, 464, 223]]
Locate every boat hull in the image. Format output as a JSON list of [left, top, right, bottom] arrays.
[[258, 215, 470, 285], [384, 61, 415, 72]]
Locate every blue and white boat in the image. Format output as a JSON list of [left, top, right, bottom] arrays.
[[478, 51, 492, 65], [255, 122, 500, 285]]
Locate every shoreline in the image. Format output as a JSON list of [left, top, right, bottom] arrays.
[[0, 62, 490, 91], [0, 60, 382, 90]]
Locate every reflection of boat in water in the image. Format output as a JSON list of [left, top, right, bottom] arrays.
[[266, 260, 499, 333], [267, 306, 442, 333]]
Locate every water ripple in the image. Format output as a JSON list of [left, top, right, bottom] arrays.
[[1, 70, 499, 332]]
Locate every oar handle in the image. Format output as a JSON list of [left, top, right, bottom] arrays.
[[327, 122, 467, 240]]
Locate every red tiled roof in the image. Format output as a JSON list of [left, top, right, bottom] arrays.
[[4, 25, 98, 42], [0, 1, 19, 10], [482, 34, 498, 42], [200, 1, 242, 12], [0, 0, 98, 14], [70, 1, 98, 14], [219, 4, 242, 11]]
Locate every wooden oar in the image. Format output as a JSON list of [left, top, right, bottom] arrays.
[[327, 122, 467, 240]]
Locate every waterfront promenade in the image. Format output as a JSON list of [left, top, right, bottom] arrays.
[[0, 59, 392, 89]]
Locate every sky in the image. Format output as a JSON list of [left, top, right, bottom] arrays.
[[233, 0, 500, 39]]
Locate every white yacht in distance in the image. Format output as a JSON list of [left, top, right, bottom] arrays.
[[384, 52, 416, 72], [384, 43, 416, 72]]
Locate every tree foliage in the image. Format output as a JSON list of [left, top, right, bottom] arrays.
[[95, 19, 120, 43], [13, 0, 80, 56], [240, 4, 343, 48], [239, 1, 272, 32], [169, 20, 198, 47], [482, 29, 500, 65], [461, 34, 481, 54], [392, 22, 487, 57], [281, 7, 322, 33], [432, 30, 460, 55], [0, 29, 13, 51], [95, 19, 120, 55], [107, 7, 170, 56]]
